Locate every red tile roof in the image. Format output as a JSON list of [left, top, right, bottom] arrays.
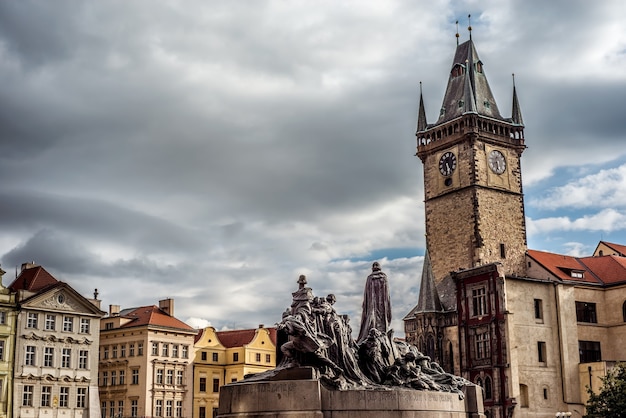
[[117, 305, 195, 332], [217, 327, 277, 348], [8, 265, 59, 292], [527, 249, 626, 286], [598, 241, 626, 257]]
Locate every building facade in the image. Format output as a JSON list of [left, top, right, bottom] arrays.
[[98, 299, 197, 418], [0, 267, 17, 418], [193, 326, 276, 418], [404, 33, 626, 418], [9, 263, 105, 418]]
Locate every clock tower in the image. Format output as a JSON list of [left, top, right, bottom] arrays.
[[416, 36, 527, 282]]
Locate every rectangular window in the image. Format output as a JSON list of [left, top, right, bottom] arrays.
[[576, 301, 598, 323], [102, 371, 108, 386], [41, 385, 52, 407], [538, 341, 547, 363], [112, 345, 118, 358], [0, 311, 5, 324], [22, 385, 34, 406], [166, 400, 173, 417], [199, 406, 206, 418], [110, 401, 115, 418], [25, 346, 36, 366], [233, 352, 239, 362], [201, 352, 207, 361], [27, 312, 38, 329], [102, 401, 107, 418], [534, 299, 543, 320], [266, 354, 271, 363], [138, 343, 144, 356], [212, 378, 220, 393], [118, 400, 124, 417], [471, 287, 487, 317], [182, 345, 188, 358], [80, 318, 90, 334], [176, 401, 182, 417], [76, 387, 87, 408], [499, 243, 506, 258], [155, 399, 163, 417], [162, 343, 169, 357], [152, 342, 159, 356], [119, 370, 125, 385], [129, 343, 135, 356], [103, 346, 109, 359], [120, 344, 126, 357], [255, 353, 261, 362], [0, 341, 4, 361], [79, 350, 88, 369], [59, 386, 69, 407], [62, 348, 71, 368], [579, 340, 602, 363], [45, 314, 56, 331], [156, 369, 163, 384], [475, 332, 490, 359], [111, 371, 117, 386], [132, 369, 139, 385], [199, 377, 207, 392], [131, 400, 138, 417], [172, 344, 178, 358], [63, 316, 73, 332], [167, 369, 173, 385], [176, 370, 183, 385], [212, 352, 218, 362], [105, 322, 113, 330]]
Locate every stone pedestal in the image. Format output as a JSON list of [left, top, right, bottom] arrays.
[[217, 378, 484, 418]]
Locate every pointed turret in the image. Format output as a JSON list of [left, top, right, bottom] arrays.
[[436, 39, 503, 125], [511, 74, 524, 126], [415, 249, 443, 313], [416, 82, 428, 133]]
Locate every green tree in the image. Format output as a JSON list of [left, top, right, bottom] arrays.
[[585, 363, 626, 418]]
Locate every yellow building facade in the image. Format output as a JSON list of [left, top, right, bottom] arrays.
[[193, 326, 276, 418]]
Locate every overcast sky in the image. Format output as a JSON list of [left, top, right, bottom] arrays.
[[1, 0, 625, 333]]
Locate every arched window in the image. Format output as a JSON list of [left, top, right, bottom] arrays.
[[476, 377, 483, 387], [448, 341, 454, 373], [484, 376, 492, 399], [622, 301, 626, 322], [426, 335, 436, 360]]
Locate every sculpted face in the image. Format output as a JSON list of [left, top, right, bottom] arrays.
[[372, 262, 381, 272]]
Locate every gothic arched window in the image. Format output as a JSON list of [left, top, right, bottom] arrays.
[[484, 376, 493, 399]]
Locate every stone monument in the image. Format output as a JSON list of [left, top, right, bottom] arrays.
[[217, 263, 484, 418]]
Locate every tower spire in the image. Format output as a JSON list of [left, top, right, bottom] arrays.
[[511, 73, 524, 126], [416, 248, 443, 313], [416, 81, 428, 133]]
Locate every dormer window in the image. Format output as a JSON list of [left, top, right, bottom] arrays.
[[558, 267, 585, 279], [451, 64, 465, 77], [476, 61, 483, 73], [440, 107, 446, 117], [483, 101, 491, 109], [458, 100, 464, 108]]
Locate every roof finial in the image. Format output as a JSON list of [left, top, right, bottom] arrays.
[[468, 14, 472, 40], [512, 73, 516, 86], [455, 20, 459, 45]]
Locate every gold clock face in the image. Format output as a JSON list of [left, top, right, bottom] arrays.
[[488, 150, 506, 174], [439, 151, 457, 176]]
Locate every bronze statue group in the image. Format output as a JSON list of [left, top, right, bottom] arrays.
[[272, 263, 467, 396]]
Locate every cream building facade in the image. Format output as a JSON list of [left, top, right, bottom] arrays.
[[9, 263, 105, 418], [0, 267, 17, 418], [98, 299, 197, 418], [193, 326, 276, 418]]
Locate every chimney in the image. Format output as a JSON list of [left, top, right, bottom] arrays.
[[21, 261, 38, 271], [109, 305, 120, 316], [159, 298, 174, 316]]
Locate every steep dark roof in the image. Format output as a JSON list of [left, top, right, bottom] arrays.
[[436, 39, 504, 125], [415, 250, 444, 313], [511, 76, 524, 126], [416, 82, 428, 133]]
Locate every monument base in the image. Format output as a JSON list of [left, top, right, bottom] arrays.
[[217, 375, 484, 418]]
